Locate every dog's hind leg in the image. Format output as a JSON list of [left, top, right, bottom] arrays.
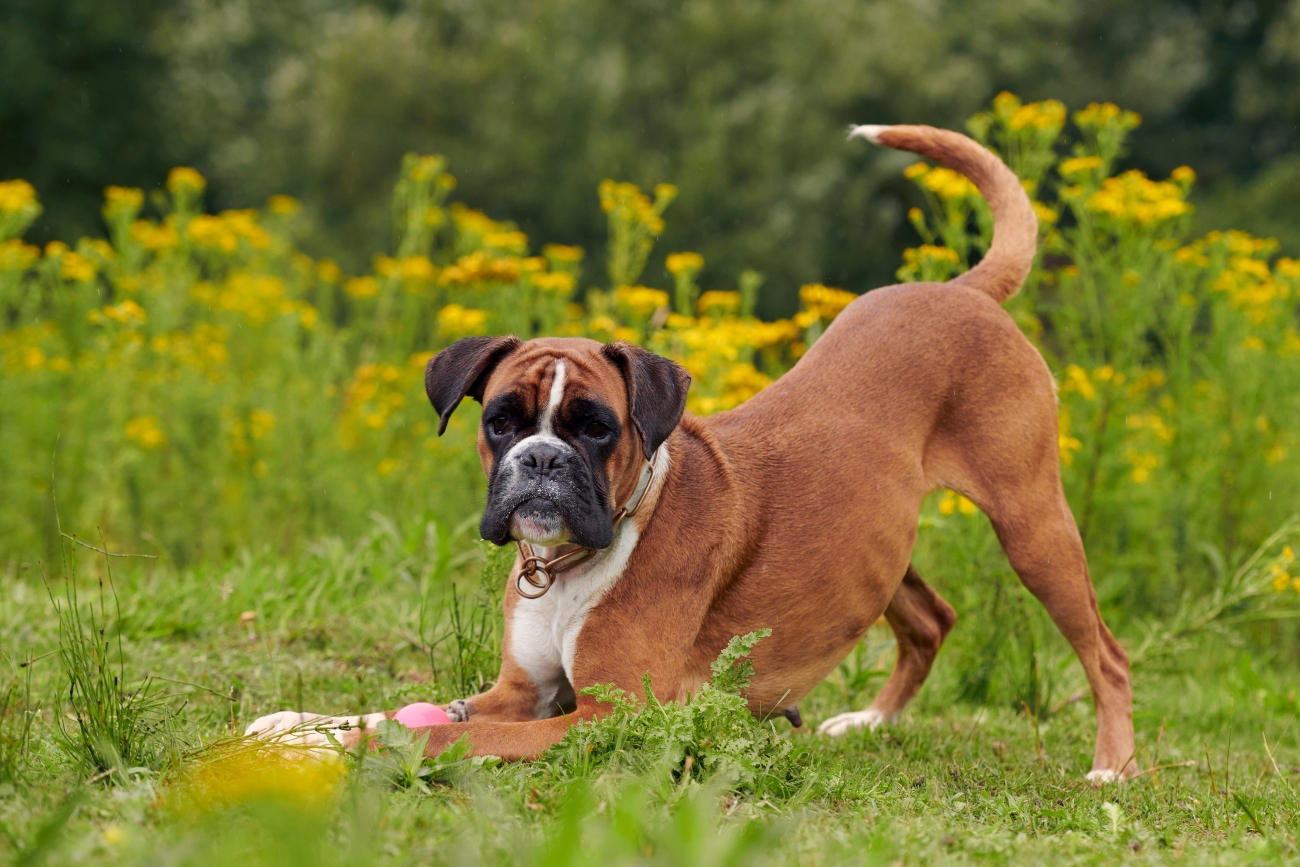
[[817, 564, 955, 735], [980, 487, 1135, 780]]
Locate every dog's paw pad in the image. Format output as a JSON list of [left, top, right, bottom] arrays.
[[816, 709, 887, 737]]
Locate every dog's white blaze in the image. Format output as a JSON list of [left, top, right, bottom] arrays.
[[538, 359, 566, 435], [508, 445, 670, 719], [497, 358, 577, 516]]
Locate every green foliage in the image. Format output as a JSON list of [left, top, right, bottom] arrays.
[[359, 722, 489, 791], [544, 631, 861, 805]]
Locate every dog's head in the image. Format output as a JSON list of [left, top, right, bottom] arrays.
[[425, 336, 690, 549]]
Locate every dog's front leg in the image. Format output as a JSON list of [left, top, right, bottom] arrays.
[[406, 581, 706, 760]]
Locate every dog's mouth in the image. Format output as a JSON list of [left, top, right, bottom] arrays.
[[508, 497, 572, 546]]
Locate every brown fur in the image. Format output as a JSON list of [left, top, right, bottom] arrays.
[[351, 125, 1136, 778]]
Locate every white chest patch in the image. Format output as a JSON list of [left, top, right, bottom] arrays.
[[507, 444, 669, 719]]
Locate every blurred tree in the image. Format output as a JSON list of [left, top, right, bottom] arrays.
[[0, 0, 175, 243], [5, 0, 1300, 314]]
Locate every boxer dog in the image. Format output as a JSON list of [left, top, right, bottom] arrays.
[[247, 124, 1136, 781]]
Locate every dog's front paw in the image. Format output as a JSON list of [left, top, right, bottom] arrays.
[[1085, 768, 1121, 785], [816, 709, 888, 736], [445, 699, 471, 722], [244, 710, 387, 750]]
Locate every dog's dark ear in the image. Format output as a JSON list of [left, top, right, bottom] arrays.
[[426, 336, 522, 435], [602, 342, 691, 459]]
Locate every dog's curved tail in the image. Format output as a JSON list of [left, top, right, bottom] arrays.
[[851, 124, 1037, 305]]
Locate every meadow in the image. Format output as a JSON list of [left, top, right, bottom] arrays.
[[2, 94, 1300, 864]]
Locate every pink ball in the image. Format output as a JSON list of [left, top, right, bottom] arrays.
[[394, 702, 452, 728]]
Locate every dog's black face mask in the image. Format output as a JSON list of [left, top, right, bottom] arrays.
[[477, 391, 623, 549], [424, 337, 691, 551]]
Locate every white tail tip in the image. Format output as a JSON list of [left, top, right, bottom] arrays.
[[848, 124, 890, 144]]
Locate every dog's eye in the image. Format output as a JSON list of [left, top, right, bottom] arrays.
[[584, 421, 610, 440], [489, 417, 514, 437]]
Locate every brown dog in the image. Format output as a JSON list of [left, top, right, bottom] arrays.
[[247, 125, 1136, 781]]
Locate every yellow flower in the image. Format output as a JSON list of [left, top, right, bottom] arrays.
[[130, 220, 180, 251], [1085, 170, 1191, 226], [102, 825, 124, 846], [903, 162, 930, 180], [268, 194, 301, 215], [344, 276, 379, 299], [614, 285, 670, 318], [317, 260, 341, 283], [399, 255, 437, 282], [437, 304, 489, 338], [938, 490, 977, 517], [918, 166, 975, 200], [104, 186, 144, 213], [60, 251, 96, 282], [0, 179, 38, 213], [1074, 102, 1142, 130], [0, 239, 39, 271], [167, 167, 207, 195], [531, 271, 576, 294], [249, 409, 275, 440], [1127, 451, 1159, 483], [125, 416, 166, 449], [1060, 364, 1095, 400], [666, 251, 704, 275], [175, 747, 345, 816], [544, 243, 585, 263], [799, 284, 857, 321], [1242, 336, 1265, 351], [377, 458, 398, 476], [1059, 155, 1103, 177], [697, 291, 741, 316], [484, 231, 528, 253]]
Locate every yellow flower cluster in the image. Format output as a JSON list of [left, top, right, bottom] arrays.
[[188, 210, 271, 253], [191, 272, 317, 328], [798, 284, 858, 321], [437, 304, 488, 338], [0, 179, 38, 214], [614, 285, 670, 318], [88, 300, 147, 327], [1074, 102, 1142, 131], [1269, 546, 1298, 592], [125, 415, 167, 449], [904, 163, 977, 201], [174, 747, 345, 816], [599, 179, 677, 236], [1077, 170, 1192, 226], [938, 489, 978, 516], [666, 251, 704, 275]]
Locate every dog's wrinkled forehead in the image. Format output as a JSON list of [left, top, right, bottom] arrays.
[[481, 340, 629, 424]]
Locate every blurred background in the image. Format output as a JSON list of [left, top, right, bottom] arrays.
[[5, 0, 1300, 318]]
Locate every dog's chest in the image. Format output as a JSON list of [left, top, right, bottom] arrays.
[[508, 526, 639, 713]]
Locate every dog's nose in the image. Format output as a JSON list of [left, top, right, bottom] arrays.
[[521, 442, 567, 476]]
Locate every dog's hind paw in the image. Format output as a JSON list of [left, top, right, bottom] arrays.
[[1085, 768, 1121, 785], [816, 708, 888, 736]]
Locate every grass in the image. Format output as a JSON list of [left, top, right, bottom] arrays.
[[2, 512, 1300, 865]]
